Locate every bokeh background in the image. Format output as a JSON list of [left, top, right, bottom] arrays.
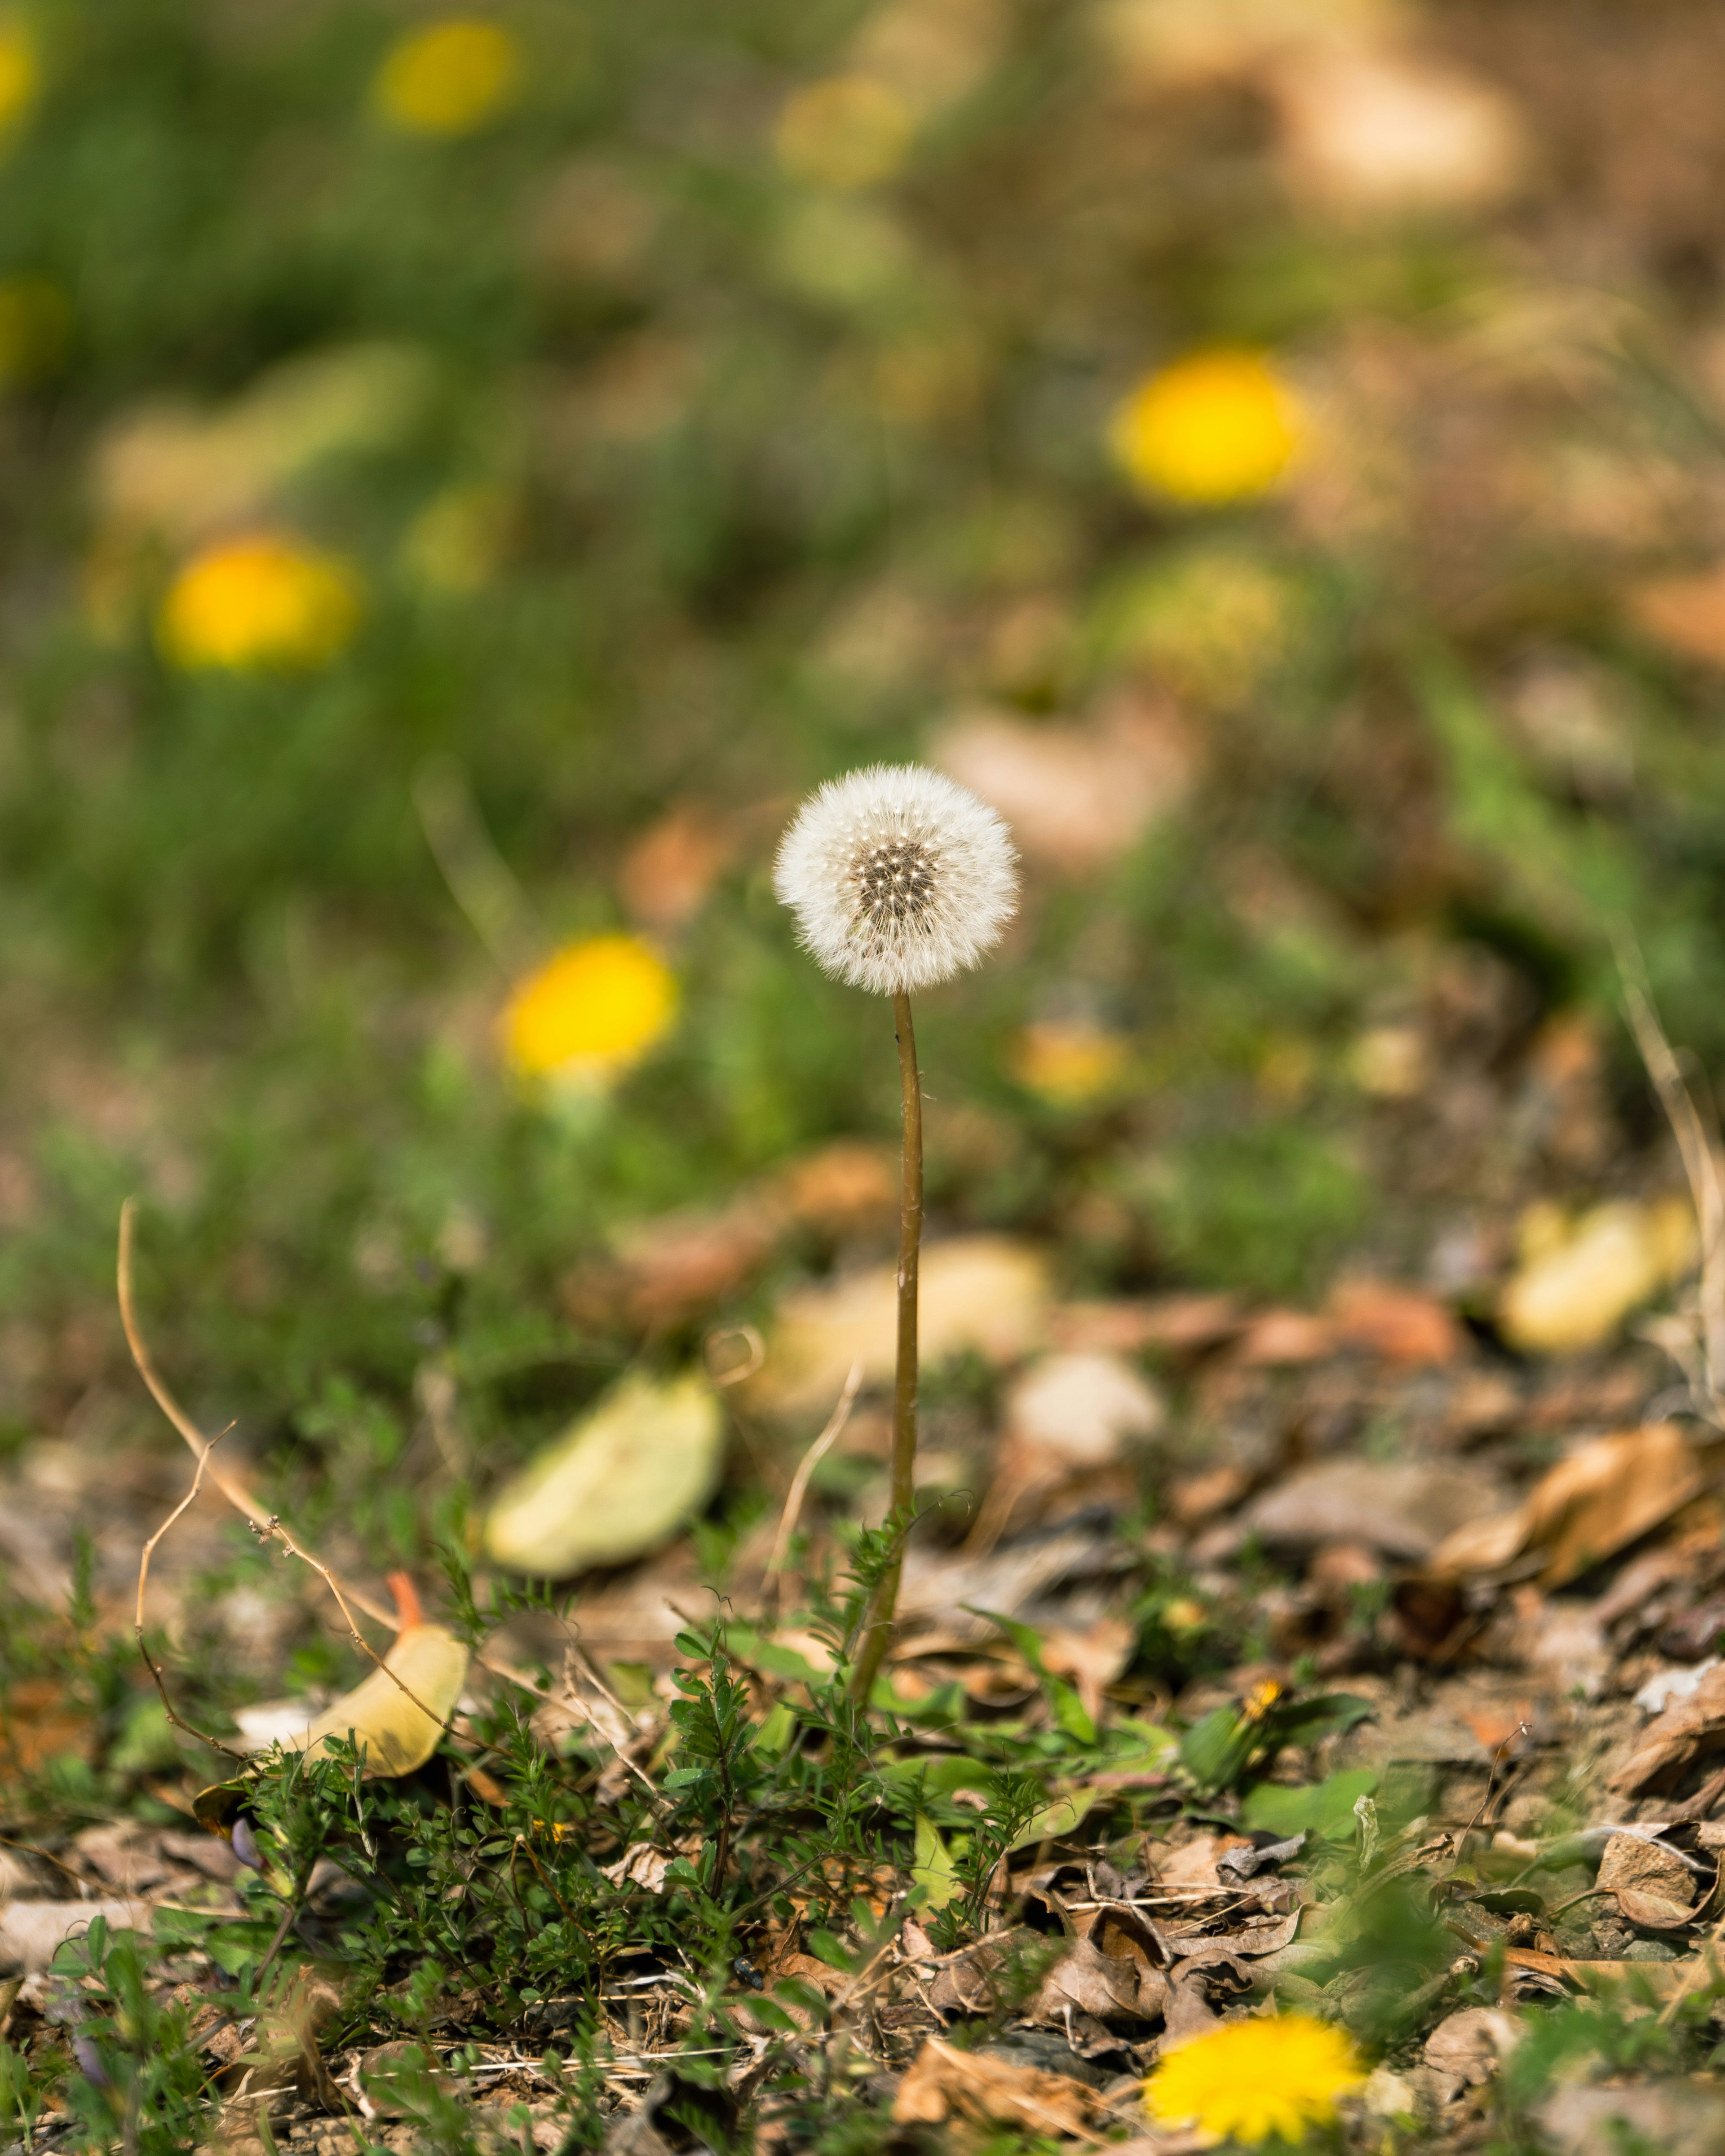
[[6, 0, 1725, 1595]]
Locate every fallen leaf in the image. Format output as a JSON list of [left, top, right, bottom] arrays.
[[1424, 2007, 1521, 2085], [751, 1235, 1051, 1417], [1430, 1425, 1704, 1589], [770, 1140, 899, 1231], [1051, 1293, 1242, 1356], [933, 694, 1197, 875], [602, 1845, 673, 1893], [1243, 1459, 1504, 1561], [600, 1202, 777, 1328], [892, 2035, 1097, 2134], [1327, 1278, 1463, 1364], [1498, 1197, 1695, 1354], [911, 1815, 962, 1910], [1269, 44, 1528, 215], [0, 1900, 154, 1974], [484, 1370, 724, 1575], [1029, 1935, 1159, 2025], [1235, 1308, 1336, 1365], [291, 1618, 470, 1778], [1536, 2078, 1725, 2156], [1612, 1887, 1696, 1931], [0, 1676, 95, 1780], [1005, 1352, 1166, 1467], [1504, 1948, 1711, 2002], [1626, 562, 1725, 671], [616, 805, 734, 932], [1609, 1663, 1725, 1797]]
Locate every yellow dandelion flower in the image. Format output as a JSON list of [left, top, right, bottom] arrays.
[[158, 534, 362, 672], [1110, 349, 1303, 506], [374, 17, 522, 138], [1146, 2013, 1365, 2146], [774, 75, 915, 192], [502, 934, 677, 1086], [1011, 1020, 1130, 1107], [0, 16, 37, 136]]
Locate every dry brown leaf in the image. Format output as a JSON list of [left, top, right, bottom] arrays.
[[0, 1900, 154, 1974], [770, 1140, 899, 1232], [1235, 1308, 1336, 1365], [0, 1677, 96, 1780], [1327, 1278, 1464, 1364], [933, 695, 1197, 875], [1612, 1888, 1697, 1931], [1504, 1948, 1712, 2001], [1269, 44, 1529, 215], [1609, 1664, 1725, 1797], [616, 806, 735, 932], [1430, 1425, 1704, 1590], [1627, 563, 1725, 670], [892, 2035, 1097, 2134], [1424, 2007, 1521, 2085], [1005, 1353, 1166, 1467], [1244, 1458, 1504, 1561], [1029, 1936, 1155, 2026], [1051, 1293, 1242, 1356]]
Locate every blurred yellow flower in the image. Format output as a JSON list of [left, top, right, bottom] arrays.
[[0, 276, 69, 384], [774, 75, 915, 191], [158, 535, 362, 671], [0, 16, 37, 136], [1110, 349, 1302, 506], [503, 934, 677, 1085], [1012, 1021, 1130, 1107], [1145, 2012, 1364, 2145], [374, 18, 522, 137]]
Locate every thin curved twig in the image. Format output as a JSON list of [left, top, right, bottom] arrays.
[[767, 1360, 863, 1603], [133, 1422, 249, 1761], [118, 1200, 452, 1740]]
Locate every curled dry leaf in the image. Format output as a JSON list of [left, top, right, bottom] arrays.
[[484, 1370, 723, 1576], [892, 2035, 1098, 2135], [1429, 1424, 1704, 1590], [1608, 1662, 1725, 1797], [1424, 2007, 1522, 2086]]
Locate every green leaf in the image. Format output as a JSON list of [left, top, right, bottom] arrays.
[[910, 1815, 960, 1911], [1008, 1788, 1095, 1851], [1241, 1768, 1379, 1841]]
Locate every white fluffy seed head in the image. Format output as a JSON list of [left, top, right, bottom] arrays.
[[774, 764, 1018, 996]]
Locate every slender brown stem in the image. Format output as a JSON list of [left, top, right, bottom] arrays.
[[850, 990, 922, 1703]]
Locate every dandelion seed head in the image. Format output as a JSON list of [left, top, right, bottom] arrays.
[[774, 764, 1017, 997]]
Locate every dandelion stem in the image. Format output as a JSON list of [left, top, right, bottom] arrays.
[[851, 990, 921, 1703]]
